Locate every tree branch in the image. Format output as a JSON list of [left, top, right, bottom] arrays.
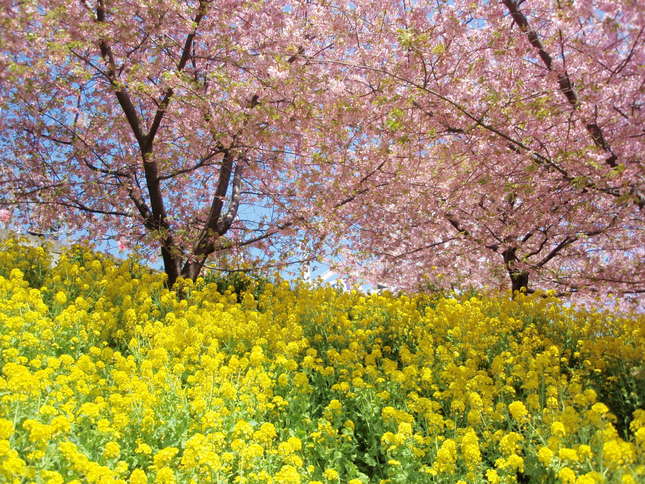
[[217, 161, 243, 234], [157, 148, 224, 181], [144, 0, 207, 151], [502, 0, 618, 168]]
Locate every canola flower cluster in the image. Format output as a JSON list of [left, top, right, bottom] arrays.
[[0, 238, 643, 483]]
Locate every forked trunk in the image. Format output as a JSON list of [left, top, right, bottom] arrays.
[[181, 257, 207, 282]]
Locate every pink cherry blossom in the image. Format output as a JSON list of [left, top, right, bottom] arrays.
[[0, 0, 373, 286], [324, 0, 644, 301], [0, 209, 11, 224], [0, 0, 641, 303]]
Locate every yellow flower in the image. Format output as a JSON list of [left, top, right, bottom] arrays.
[[233, 419, 254, 437], [51, 416, 71, 435], [485, 469, 500, 484], [155, 466, 175, 484], [324, 399, 343, 417], [583, 389, 597, 404], [274, 464, 301, 483], [78, 402, 101, 418], [0, 419, 13, 440], [129, 469, 147, 484], [231, 438, 245, 451], [630, 409, 645, 432], [575, 473, 602, 484], [433, 438, 457, 474], [249, 345, 265, 366], [287, 436, 302, 452], [460, 429, 481, 469], [576, 444, 592, 459], [558, 447, 578, 463], [499, 432, 523, 456], [508, 401, 528, 422], [153, 447, 179, 469], [557, 466, 576, 484], [551, 421, 566, 437], [243, 443, 264, 460], [506, 454, 524, 473], [103, 441, 120, 459], [635, 427, 645, 447], [397, 422, 412, 436], [22, 419, 54, 445], [537, 446, 553, 466], [1, 243, 643, 484], [115, 460, 129, 474], [253, 422, 277, 444], [591, 402, 609, 415], [42, 470, 64, 484], [135, 442, 152, 455], [323, 469, 339, 481], [546, 396, 559, 409], [293, 372, 310, 390], [603, 439, 635, 468]]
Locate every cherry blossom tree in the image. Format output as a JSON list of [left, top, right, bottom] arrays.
[[0, 0, 383, 286], [326, 0, 644, 298], [1, 0, 642, 299]]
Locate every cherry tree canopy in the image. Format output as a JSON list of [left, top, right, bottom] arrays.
[[0, 0, 384, 285], [0, 0, 642, 299], [326, 0, 644, 299]]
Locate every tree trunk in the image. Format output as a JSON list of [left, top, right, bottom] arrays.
[[509, 269, 529, 296], [177, 151, 241, 284], [502, 247, 530, 297], [180, 255, 208, 282], [161, 245, 180, 288]]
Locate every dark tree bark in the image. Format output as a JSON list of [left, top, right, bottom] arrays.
[[503, 247, 529, 296]]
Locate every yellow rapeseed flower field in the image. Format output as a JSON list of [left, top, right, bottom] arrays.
[[0, 238, 643, 483]]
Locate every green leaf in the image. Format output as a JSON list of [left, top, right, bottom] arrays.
[[431, 43, 446, 55]]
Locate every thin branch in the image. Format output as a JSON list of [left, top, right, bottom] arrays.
[[145, 0, 207, 150], [374, 237, 457, 260], [157, 148, 225, 181]]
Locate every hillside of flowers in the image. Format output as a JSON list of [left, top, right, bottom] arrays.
[[0, 238, 643, 484]]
